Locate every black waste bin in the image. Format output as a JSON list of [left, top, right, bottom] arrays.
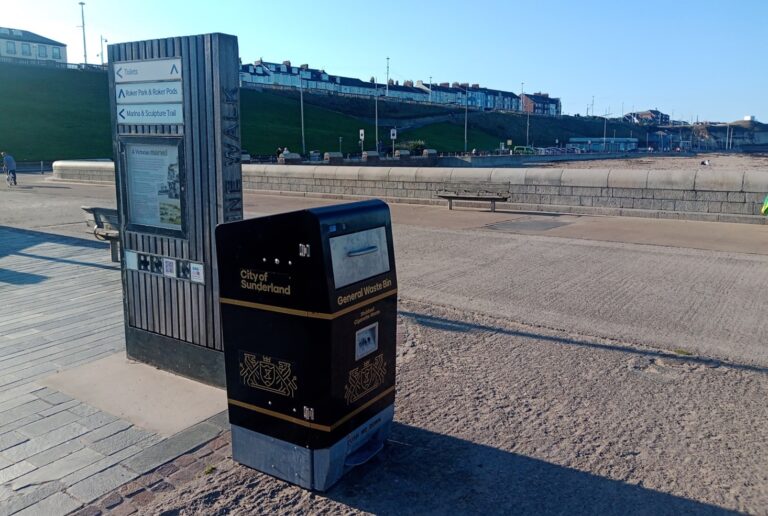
[[215, 200, 397, 490]]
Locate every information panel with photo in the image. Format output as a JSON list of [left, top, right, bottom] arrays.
[[124, 141, 184, 232]]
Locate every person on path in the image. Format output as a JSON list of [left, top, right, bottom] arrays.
[[2, 152, 17, 186]]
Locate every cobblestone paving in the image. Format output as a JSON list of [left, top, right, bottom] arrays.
[[70, 432, 232, 516]]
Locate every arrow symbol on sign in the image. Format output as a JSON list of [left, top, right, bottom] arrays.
[[118, 89, 125, 99], [116, 67, 123, 79], [119, 108, 126, 120], [170, 64, 179, 75]]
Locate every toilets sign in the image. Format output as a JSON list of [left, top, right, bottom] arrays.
[[114, 58, 184, 125], [114, 59, 181, 83]]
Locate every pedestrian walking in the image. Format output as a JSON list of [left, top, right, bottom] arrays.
[[2, 151, 17, 186]]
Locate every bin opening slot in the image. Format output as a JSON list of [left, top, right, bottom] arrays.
[[347, 246, 378, 258], [330, 227, 390, 289]]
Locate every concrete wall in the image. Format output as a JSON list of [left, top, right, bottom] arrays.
[[52, 161, 768, 224], [52, 161, 115, 183], [436, 152, 650, 168], [242, 165, 767, 224]]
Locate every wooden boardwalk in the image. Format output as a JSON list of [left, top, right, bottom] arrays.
[[0, 227, 124, 392]]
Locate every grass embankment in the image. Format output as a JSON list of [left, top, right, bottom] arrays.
[[242, 90, 501, 154], [0, 63, 111, 160], [240, 89, 378, 155], [400, 122, 500, 152], [473, 112, 650, 149], [0, 62, 654, 160]]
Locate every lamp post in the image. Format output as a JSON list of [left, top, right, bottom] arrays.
[[99, 35, 107, 66], [78, 2, 87, 65], [526, 108, 530, 148], [339, 136, 343, 153], [299, 73, 306, 155], [520, 82, 531, 147], [601, 114, 610, 152], [385, 57, 389, 97], [465, 90, 468, 153], [429, 75, 432, 103], [374, 79, 379, 153], [456, 85, 469, 153]]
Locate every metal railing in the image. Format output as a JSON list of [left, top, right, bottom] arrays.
[[0, 56, 107, 71]]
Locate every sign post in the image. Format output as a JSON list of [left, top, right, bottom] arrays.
[[109, 34, 242, 386], [390, 128, 397, 156]]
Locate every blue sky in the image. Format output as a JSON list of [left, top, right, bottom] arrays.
[[4, 0, 766, 122]]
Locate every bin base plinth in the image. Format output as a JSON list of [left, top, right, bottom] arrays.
[[231, 404, 393, 491]]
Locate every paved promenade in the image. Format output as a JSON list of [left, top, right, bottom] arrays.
[[0, 226, 228, 514], [0, 173, 766, 513]]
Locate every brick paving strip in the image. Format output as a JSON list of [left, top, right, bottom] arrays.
[[69, 431, 232, 516]]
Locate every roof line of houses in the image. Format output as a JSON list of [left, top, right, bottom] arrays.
[[240, 59, 562, 116], [0, 27, 68, 64]]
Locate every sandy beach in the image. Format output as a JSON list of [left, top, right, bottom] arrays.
[[541, 152, 768, 170], [136, 299, 768, 515], [127, 155, 768, 515]]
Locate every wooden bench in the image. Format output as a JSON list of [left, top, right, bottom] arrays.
[[436, 191, 510, 212], [81, 206, 120, 262]]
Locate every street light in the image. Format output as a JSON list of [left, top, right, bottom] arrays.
[[78, 2, 87, 65], [526, 106, 530, 148], [374, 79, 379, 153], [520, 82, 529, 147], [455, 84, 469, 153], [465, 89, 468, 153], [299, 72, 306, 155], [99, 35, 107, 66], [385, 57, 389, 97], [601, 110, 613, 152]]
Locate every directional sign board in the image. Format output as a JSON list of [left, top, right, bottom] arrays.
[[114, 58, 182, 83], [115, 58, 184, 125], [116, 81, 183, 104], [117, 103, 184, 125]]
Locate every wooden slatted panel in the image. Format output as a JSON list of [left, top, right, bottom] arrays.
[[109, 34, 240, 353]]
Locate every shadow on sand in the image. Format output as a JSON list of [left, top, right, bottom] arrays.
[[329, 423, 734, 515], [400, 310, 768, 376]]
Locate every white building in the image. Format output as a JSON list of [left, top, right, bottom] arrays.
[[0, 27, 67, 65]]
